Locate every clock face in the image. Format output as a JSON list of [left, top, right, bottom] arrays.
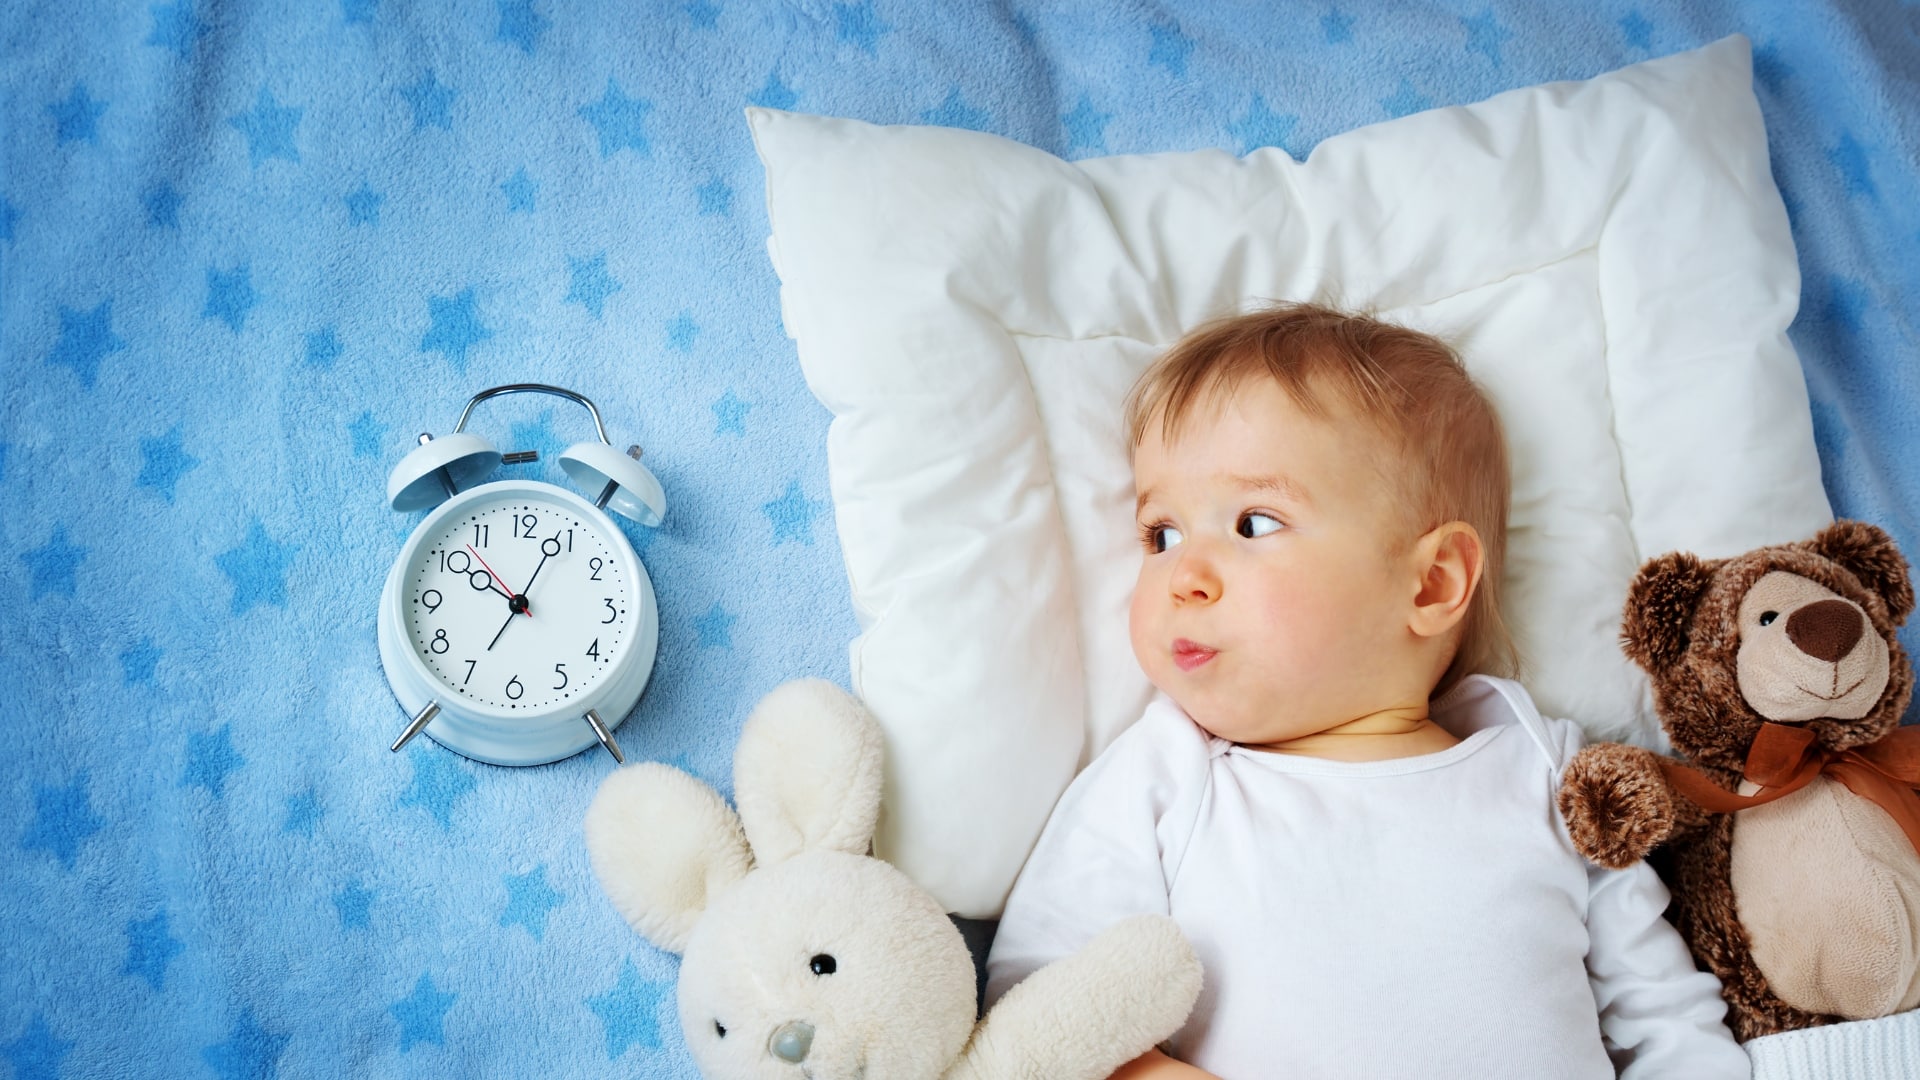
[[401, 490, 633, 713]]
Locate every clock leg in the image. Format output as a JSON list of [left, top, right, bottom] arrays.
[[584, 709, 625, 764], [390, 700, 442, 753]]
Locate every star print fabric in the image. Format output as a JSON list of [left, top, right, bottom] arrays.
[[2, 2, 1917, 1076]]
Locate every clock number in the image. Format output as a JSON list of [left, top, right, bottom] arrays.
[[505, 675, 524, 701], [420, 589, 442, 613], [586, 639, 600, 661], [588, 558, 604, 581], [602, 598, 618, 624], [463, 659, 476, 685], [513, 513, 538, 539], [430, 629, 450, 654], [564, 529, 573, 552], [472, 523, 489, 548], [441, 549, 472, 575], [552, 663, 568, 690]]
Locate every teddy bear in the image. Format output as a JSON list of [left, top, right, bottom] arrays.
[[1556, 520, 1920, 1041], [584, 678, 1203, 1079]]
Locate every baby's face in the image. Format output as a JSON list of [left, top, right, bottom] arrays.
[[1129, 377, 1420, 745]]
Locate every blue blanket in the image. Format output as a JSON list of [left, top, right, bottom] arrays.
[[4, 2, 1916, 1075]]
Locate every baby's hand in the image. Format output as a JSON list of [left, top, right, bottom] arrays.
[[1557, 744, 1675, 869]]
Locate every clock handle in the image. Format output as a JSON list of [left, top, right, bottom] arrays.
[[584, 709, 626, 764], [452, 384, 612, 445]]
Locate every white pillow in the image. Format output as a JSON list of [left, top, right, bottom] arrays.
[[749, 35, 1830, 919]]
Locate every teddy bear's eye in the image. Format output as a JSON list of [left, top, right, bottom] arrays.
[[1759, 610, 1779, 627], [809, 953, 837, 976], [714, 1021, 727, 1038]]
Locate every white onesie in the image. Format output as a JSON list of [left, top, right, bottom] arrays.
[[985, 675, 1749, 1080]]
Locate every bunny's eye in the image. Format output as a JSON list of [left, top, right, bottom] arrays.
[[714, 1021, 727, 1038], [809, 953, 837, 976]]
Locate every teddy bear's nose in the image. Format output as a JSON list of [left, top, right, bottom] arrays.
[[1786, 599, 1864, 663], [769, 1020, 814, 1064]]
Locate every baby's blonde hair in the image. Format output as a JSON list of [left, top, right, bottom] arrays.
[[1124, 302, 1517, 694]]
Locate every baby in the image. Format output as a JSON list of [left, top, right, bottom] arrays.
[[984, 305, 1748, 1079]]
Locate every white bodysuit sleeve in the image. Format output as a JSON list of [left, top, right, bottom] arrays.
[[984, 699, 1212, 1007]]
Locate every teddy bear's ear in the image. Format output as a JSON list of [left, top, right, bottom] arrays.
[[584, 763, 752, 954], [733, 679, 886, 867], [1806, 519, 1915, 626], [1621, 551, 1716, 675]]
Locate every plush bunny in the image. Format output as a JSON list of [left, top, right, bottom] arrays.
[[584, 679, 1202, 1079]]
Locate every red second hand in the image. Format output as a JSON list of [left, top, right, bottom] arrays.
[[466, 544, 530, 617]]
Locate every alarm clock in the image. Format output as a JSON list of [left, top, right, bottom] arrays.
[[377, 383, 666, 766]]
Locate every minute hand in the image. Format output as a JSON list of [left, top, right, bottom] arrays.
[[520, 536, 562, 596]]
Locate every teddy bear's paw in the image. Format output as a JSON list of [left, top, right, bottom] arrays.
[[1557, 744, 1676, 869]]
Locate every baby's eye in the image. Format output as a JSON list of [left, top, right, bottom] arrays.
[[1237, 513, 1283, 538], [1149, 525, 1184, 553]]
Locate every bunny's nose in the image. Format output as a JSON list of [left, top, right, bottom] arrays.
[[770, 1020, 814, 1064]]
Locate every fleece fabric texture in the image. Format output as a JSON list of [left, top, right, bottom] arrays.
[[1, 2, 1916, 1077]]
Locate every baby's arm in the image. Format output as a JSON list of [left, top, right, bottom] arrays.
[[1584, 858, 1750, 1079]]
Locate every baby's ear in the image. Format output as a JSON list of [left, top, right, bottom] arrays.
[[734, 679, 886, 866], [584, 763, 752, 954]]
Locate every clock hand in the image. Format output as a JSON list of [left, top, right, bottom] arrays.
[[487, 605, 519, 651], [519, 536, 562, 597], [466, 544, 530, 613]]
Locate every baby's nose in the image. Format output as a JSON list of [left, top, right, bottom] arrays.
[[769, 1020, 814, 1063]]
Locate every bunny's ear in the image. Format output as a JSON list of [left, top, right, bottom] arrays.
[[733, 679, 886, 866], [584, 763, 752, 954]]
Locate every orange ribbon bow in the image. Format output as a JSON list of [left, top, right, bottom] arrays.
[[1658, 722, 1920, 855]]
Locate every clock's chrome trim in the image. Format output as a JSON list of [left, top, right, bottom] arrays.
[[452, 383, 613, 447], [584, 709, 625, 764], [390, 700, 441, 753]]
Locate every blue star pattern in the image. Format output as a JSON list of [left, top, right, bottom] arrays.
[[335, 880, 374, 930], [1, 197, 16, 240], [402, 70, 456, 130], [694, 602, 736, 648], [3, 1016, 74, 1080], [50, 84, 106, 144], [1462, 11, 1514, 66], [763, 479, 828, 545], [1830, 132, 1877, 198], [496, 0, 548, 54], [391, 973, 457, 1051], [923, 87, 990, 132], [121, 637, 162, 685], [1323, 7, 1355, 45], [399, 747, 477, 830], [696, 177, 732, 215], [1148, 21, 1194, 77], [666, 311, 698, 352], [1228, 94, 1300, 157], [202, 1008, 289, 1080], [215, 520, 297, 614], [47, 300, 125, 388], [500, 865, 565, 940], [182, 724, 246, 798], [421, 286, 493, 369], [502, 167, 537, 212], [22, 526, 86, 600], [145, 182, 183, 227], [346, 182, 384, 224], [1062, 93, 1111, 154], [686, 0, 719, 28], [306, 326, 343, 368], [588, 960, 669, 1058], [835, 2, 890, 56], [228, 87, 301, 165], [580, 80, 652, 156], [148, 1, 207, 58], [21, 772, 104, 869], [204, 264, 259, 332], [1620, 10, 1655, 51], [283, 788, 321, 836], [712, 389, 750, 435], [341, 0, 375, 25], [749, 72, 798, 111], [1382, 79, 1434, 119], [137, 426, 200, 503], [124, 910, 184, 991], [567, 253, 623, 318], [350, 410, 388, 457]]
